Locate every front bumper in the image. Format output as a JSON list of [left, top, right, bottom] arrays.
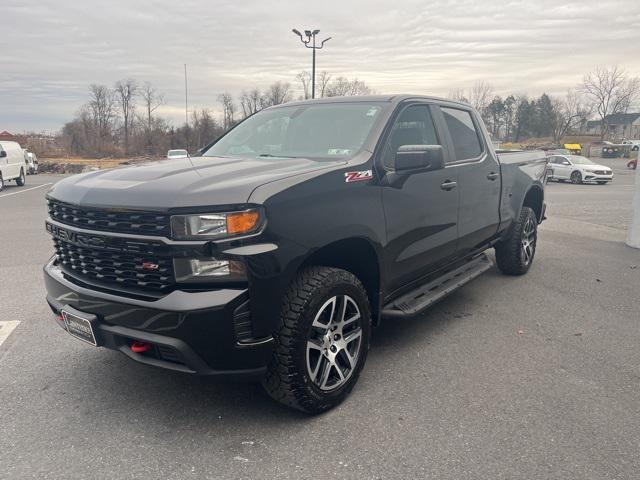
[[44, 258, 273, 379], [583, 173, 613, 182]]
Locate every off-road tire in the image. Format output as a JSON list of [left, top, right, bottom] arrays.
[[16, 168, 25, 186], [262, 266, 371, 414], [495, 206, 538, 276]]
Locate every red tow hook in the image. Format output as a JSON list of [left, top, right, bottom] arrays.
[[130, 341, 152, 353]]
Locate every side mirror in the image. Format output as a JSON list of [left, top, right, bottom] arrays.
[[394, 145, 444, 173], [0, 151, 6, 158]]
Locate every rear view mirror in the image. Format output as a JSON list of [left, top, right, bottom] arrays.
[[394, 145, 444, 173], [0, 151, 6, 158]]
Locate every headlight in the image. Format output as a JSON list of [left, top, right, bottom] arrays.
[[174, 257, 247, 283], [170, 209, 263, 240]]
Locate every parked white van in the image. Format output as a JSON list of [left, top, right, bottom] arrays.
[[25, 151, 38, 174], [0, 141, 27, 191]]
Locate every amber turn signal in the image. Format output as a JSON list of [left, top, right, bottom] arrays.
[[227, 210, 261, 235]]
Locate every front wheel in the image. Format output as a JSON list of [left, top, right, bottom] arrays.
[[495, 206, 538, 276], [263, 266, 371, 414], [0, 173, 4, 192], [16, 168, 25, 186], [570, 171, 582, 184]]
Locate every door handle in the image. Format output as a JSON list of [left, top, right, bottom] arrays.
[[487, 172, 499, 180], [440, 180, 457, 191]]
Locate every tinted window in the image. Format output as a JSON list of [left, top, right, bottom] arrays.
[[383, 105, 439, 167], [441, 107, 483, 160]]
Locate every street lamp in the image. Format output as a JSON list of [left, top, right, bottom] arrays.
[[292, 28, 331, 99]]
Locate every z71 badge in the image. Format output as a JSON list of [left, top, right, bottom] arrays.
[[344, 170, 373, 183]]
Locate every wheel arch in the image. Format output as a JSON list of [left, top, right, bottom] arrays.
[[522, 184, 544, 222], [299, 237, 382, 325]]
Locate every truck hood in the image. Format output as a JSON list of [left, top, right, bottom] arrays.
[[48, 156, 343, 210]]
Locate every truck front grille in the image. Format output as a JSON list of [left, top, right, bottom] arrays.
[[48, 199, 170, 237], [54, 238, 175, 292]]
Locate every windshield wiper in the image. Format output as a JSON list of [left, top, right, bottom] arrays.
[[257, 153, 300, 158]]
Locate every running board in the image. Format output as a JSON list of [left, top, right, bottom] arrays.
[[381, 254, 493, 319]]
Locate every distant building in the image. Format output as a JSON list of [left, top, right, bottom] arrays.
[[0, 130, 17, 141], [586, 113, 640, 139]]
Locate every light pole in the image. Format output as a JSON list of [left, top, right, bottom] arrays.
[[292, 28, 331, 99]]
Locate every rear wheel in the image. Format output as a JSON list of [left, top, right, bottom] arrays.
[[263, 266, 371, 414], [495, 206, 538, 276], [0, 173, 4, 192], [16, 168, 25, 186], [570, 171, 582, 184]]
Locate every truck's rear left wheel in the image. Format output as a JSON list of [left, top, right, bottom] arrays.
[[495, 206, 538, 276], [262, 266, 371, 414]]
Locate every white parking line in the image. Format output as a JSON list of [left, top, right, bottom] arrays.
[[0, 183, 52, 198], [0, 321, 20, 347]]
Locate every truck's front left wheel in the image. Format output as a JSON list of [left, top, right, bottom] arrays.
[[263, 266, 371, 414]]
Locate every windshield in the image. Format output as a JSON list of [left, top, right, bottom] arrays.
[[569, 156, 596, 165], [203, 102, 386, 160]]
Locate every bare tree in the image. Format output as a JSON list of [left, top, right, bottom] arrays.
[[296, 71, 311, 100], [469, 80, 494, 115], [263, 81, 292, 107], [581, 65, 640, 140], [114, 78, 139, 155], [551, 90, 591, 142], [217, 93, 236, 130], [239, 88, 264, 118], [139, 81, 164, 132], [318, 71, 331, 98], [447, 88, 469, 104], [190, 109, 219, 150], [325, 77, 372, 97], [139, 81, 165, 153], [87, 84, 116, 154]]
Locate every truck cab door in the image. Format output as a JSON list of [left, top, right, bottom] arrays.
[[380, 103, 460, 293], [437, 106, 501, 254]]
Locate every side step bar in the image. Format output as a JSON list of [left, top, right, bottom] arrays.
[[381, 254, 493, 319]]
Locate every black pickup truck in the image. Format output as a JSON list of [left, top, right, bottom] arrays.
[[44, 95, 547, 413]]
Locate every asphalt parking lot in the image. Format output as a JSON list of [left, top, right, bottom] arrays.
[[1, 160, 639, 479]]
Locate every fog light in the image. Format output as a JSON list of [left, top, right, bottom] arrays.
[[174, 258, 246, 283]]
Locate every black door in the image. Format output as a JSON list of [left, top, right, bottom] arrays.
[[380, 104, 460, 293], [439, 106, 501, 254]]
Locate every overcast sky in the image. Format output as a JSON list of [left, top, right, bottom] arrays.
[[2, 0, 639, 132]]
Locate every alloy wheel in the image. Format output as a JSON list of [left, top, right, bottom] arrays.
[[571, 172, 581, 184], [521, 217, 536, 266], [306, 294, 363, 391]]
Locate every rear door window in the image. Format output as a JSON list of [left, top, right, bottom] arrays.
[[441, 107, 483, 161]]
